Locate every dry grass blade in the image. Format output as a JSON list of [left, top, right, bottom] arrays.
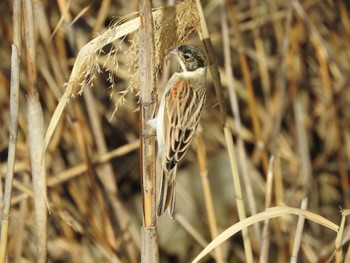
[[192, 205, 339, 263]]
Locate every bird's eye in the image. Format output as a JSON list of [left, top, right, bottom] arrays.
[[183, 53, 191, 60]]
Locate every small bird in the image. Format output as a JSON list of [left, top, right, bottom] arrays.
[[149, 45, 207, 219]]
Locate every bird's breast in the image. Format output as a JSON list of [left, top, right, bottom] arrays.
[[170, 80, 184, 100]]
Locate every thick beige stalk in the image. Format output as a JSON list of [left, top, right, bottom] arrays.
[[139, 0, 159, 262]]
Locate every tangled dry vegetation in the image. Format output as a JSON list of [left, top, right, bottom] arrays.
[[1, 0, 350, 262]]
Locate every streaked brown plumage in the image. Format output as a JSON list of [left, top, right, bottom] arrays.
[[149, 45, 207, 219]]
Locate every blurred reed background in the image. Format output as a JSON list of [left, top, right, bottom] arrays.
[[0, 0, 350, 262]]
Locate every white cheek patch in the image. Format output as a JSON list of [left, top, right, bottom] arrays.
[[174, 56, 188, 72], [179, 67, 206, 79]]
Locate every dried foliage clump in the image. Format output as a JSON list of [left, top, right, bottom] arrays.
[[2, 0, 350, 262], [127, 0, 200, 94], [72, 0, 200, 108]]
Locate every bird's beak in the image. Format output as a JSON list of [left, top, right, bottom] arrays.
[[165, 47, 178, 65], [168, 48, 178, 56], [166, 47, 188, 72], [166, 48, 179, 60]]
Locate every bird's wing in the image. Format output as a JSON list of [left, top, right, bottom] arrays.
[[163, 79, 206, 172]]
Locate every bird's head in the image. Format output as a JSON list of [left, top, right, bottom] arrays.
[[169, 45, 207, 72]]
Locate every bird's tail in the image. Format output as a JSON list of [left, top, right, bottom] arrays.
[[157, 166, 177, 220]]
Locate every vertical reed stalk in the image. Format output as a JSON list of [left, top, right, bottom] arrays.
[[23, 0, 48, 261], [311, 30, 350, 208], [27, 96, 47, 263], [226, 0, 269, 173], [139, 0, 158, 262], [260, 2, 293, 261], [250, 0, 272, 109], [195, 131, 225, 263], [290, 198, 308, 263], [13, 175, 29, 263], [336, 210, 350, 263], [83, 88, 138, 263], [196, 1, 253, 262], [259, 157, 274, 263], [0, 0, 22, 262], [220, 0, 261, 244]]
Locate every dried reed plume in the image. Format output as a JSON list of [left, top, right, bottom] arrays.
[[41, 0, 201, 159]]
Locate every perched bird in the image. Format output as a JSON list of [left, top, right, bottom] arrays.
[[149, 45, 207, 219]]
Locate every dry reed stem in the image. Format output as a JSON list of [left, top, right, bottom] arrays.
[[49, 191, 81, 262], [139, 0, 158, 262], [176, 214, 218, 261], [294, 97, 312, 192], [83, 88, 138, 262], [23, 0, 36, 96], [23, 0, 48, 261], [83, 89, 118, 193], [139, 0, 156, 227], [47, 140, 139, 187], [290, 198, 308, 263], [221, 0, 260, 245], [250, 0, 272, 110], [227, 1, 268, 173], [268, 1, 284, 47], [33, 0, 66, 86], [300, 239, 318, 262], [196, 0, 254, 262], [311, 30, 350, 208], [195, 131, 225, 263], [71, 109, 118, 253], [273, 155, 284, 205], [270, 1, 293, 155], [0, 140, 139, 221], [0, 0, 22, 260], [192, 205, 339, 263], [259, 157, 275, 263], [92, 0, 112, 35], [292, 0, 348, 78], [335, 209, 350, 262], [1, 46, 19, 263], [259, 8, 294, 259], [27, 95, 47, 263], [345, 235, 350, 262], [13, 175, 28, 263]]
